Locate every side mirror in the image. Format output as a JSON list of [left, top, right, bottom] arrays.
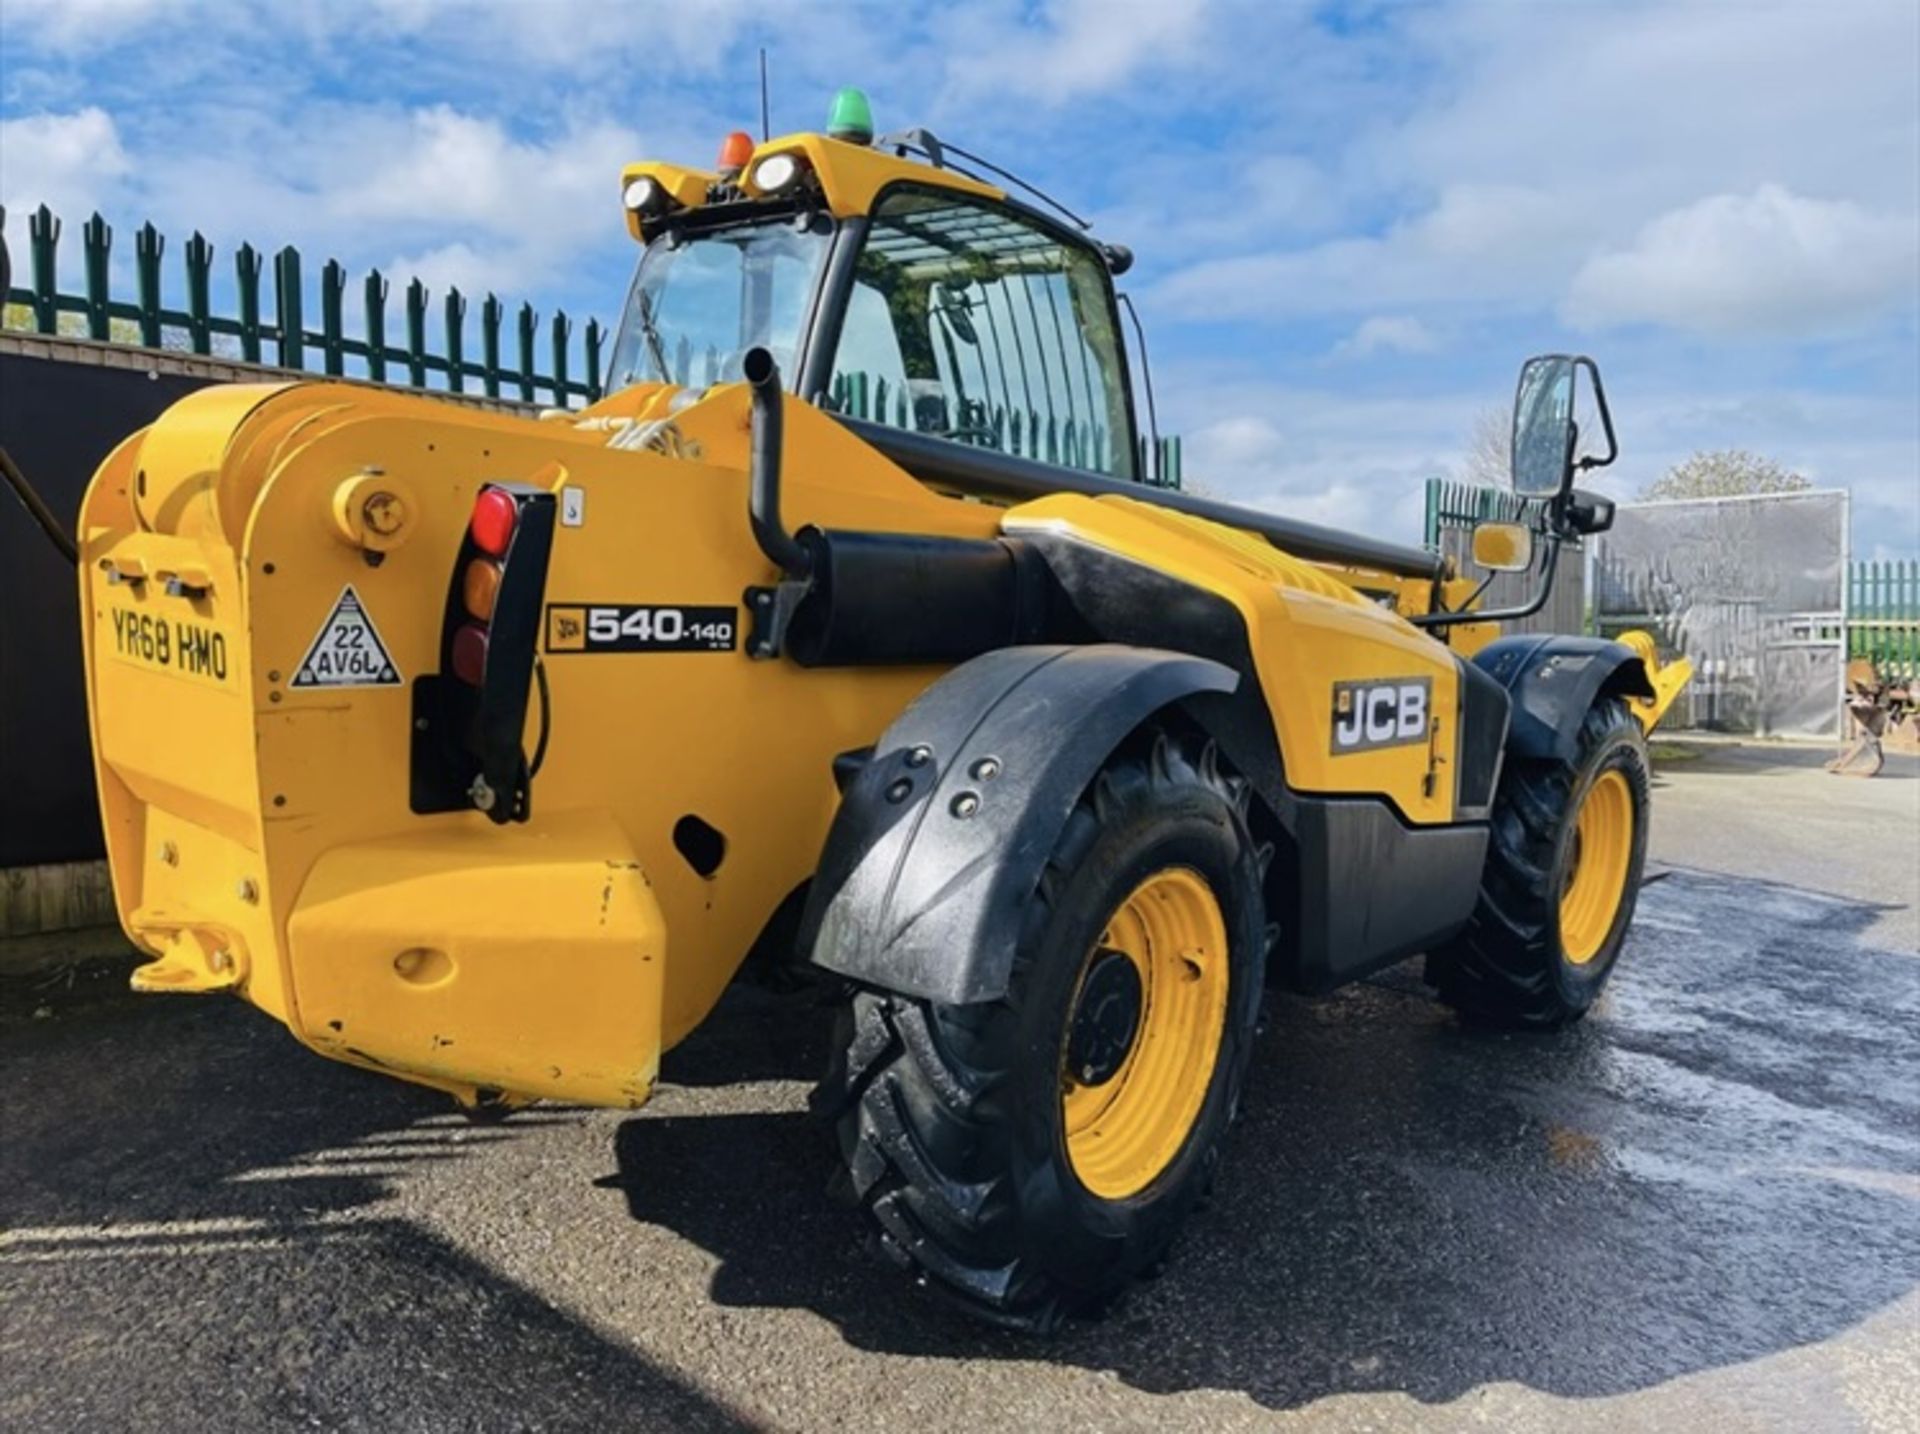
[[937, 281, 979, 345], [1471, 519, 1534, 573], [1510, 353, 1617, 499]]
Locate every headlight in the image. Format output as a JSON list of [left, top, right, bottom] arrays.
[[750, 153, 806, 197], [622, 177, 664, 216]]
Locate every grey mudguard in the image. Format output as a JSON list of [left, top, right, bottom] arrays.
[[1473, 634, 1654, 763], [801, 644, 1239, 1004]]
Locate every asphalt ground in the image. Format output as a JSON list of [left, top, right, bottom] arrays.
[[3, 743, 1916, 1432]]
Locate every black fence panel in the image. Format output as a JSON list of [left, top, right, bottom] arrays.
[[0, 351, 224, 866]]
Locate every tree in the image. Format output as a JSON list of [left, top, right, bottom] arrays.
[[1640, 448, 1812, 502], [1460, 405, 1511, 488]]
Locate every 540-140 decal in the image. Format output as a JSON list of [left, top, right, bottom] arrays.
[[545, 603, 737, 654]]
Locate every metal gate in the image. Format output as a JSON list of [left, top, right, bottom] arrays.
[[1594, 491, 1849, 737]]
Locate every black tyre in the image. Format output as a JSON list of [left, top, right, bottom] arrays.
[[1427, 696, 1650, 1029], [812, 731, 1266, 1330]]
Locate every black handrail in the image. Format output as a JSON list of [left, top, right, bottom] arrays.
[[835, 415, 1446, 581]]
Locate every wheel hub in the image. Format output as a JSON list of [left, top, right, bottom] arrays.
[[1066, 947, 1143, 1086], [1060, 866, 1232, 1201]]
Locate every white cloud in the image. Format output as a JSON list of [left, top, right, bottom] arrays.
[[0, 107, 131, 222], [938, 0, 1211, 104], [333, 109, 639, 251], [0, 0, 181, 51], [384, 241, 529, 307], [1563, 185, 1920, 338], [1331, 315, 1438, 359], [1166, 380, 1486, 544], [1156, 183, 1588, 320]]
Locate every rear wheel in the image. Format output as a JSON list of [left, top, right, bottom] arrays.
[[1427, 697, 1649, 1029], [813, 732, 1266, 1329]]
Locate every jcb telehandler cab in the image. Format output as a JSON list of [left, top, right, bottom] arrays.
[[73, 90, 1683, 1329]]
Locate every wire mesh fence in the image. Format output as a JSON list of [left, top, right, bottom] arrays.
[[1594, 490, 1850, 737]]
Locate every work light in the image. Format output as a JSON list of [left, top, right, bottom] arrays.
[[750, 153, 806, 197], [622, 176, 665, 217]]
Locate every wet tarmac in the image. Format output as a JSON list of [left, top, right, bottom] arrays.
[[3, 755, 1917, 1430]]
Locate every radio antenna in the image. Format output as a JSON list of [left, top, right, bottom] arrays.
[[759, 49, 771, 140]]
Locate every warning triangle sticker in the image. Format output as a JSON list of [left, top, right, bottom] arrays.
[[290, 585, 403, 688]]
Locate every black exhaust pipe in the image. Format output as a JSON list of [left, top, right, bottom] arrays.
[[742, 347, 811, 580]]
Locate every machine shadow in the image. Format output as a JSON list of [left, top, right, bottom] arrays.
[[0, 964, 752, 1432], [611, 868, 1920, 1412]]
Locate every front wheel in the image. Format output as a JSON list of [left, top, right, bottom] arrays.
[[813, 732, 1266, 1329], [1427, 697, 1650, 1029]]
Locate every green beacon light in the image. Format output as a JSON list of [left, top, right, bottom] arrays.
[[826, 87, 874, 146]]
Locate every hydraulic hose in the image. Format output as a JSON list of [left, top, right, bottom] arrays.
[[742, 346, 811, 579], [0, 444, 79, 567]]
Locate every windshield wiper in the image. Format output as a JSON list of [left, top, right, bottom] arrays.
[[636, 289, 673, 383]]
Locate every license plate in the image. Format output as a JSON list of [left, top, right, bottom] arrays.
[[103, 604, 235, 685]]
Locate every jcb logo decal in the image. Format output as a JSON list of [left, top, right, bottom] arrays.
[[1331, 678, 1431, 754]]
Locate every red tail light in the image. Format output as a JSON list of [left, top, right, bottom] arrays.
[[470, 488, 518, 557], [450, 622, 490, 686], [422, 480, 554, 824]]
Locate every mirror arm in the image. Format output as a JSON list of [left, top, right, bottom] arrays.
[[1410, 528, 1562, 630], [1572, 356, 1618, 472]]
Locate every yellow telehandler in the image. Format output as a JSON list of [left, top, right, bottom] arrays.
[[71, 89, 1686, 1328]]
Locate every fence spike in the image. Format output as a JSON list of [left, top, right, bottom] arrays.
[[129, 222, 168, 348], [445, 287, 467, 393], [82, 213, 112, 341], [481, 293, 503, 398], [184, 231, 213, 354], [584, 315, 603, 399], [550, 309, 570, 401], [29, 203, 59, 334], [405, 277, 428, 388], [320, 259, 346, 376], [364, 268, 389, 382], [516, 302, 536, 402], [235, 242, 263, 363], [273, 245, 303, 370]]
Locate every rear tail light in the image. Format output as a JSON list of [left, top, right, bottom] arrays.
[[470, 488, 518, 557], [450, 622, 489, 686], [453, 488, 518, 687], [415, 480, 556, 825], [462, 557, 502, 622]]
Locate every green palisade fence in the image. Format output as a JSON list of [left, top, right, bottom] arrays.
[[1422, 477, 1585, 636], [1849, 558, 1920, 682], [2, 204, 604, 406], [826, 367, 1182, 489], [1422, 476, 1555, 544]]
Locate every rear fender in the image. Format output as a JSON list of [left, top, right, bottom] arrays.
[[1474, 635, 1655, 763], [801, 644, 1237, 1004]]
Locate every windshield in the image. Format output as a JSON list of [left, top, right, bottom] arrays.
[[605, 215, 832, 393]]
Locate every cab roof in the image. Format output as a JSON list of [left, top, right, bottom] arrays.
[[618, 131, 1005, 243]]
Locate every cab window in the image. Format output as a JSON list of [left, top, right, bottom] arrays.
[[829, 186, 1135, 479]]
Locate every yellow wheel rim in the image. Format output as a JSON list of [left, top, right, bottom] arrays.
[[1559, 769, 1634, 964], [1062, 867, 1231, 1201]]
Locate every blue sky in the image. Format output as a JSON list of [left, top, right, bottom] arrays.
[[3, 0, 1916, 556]]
